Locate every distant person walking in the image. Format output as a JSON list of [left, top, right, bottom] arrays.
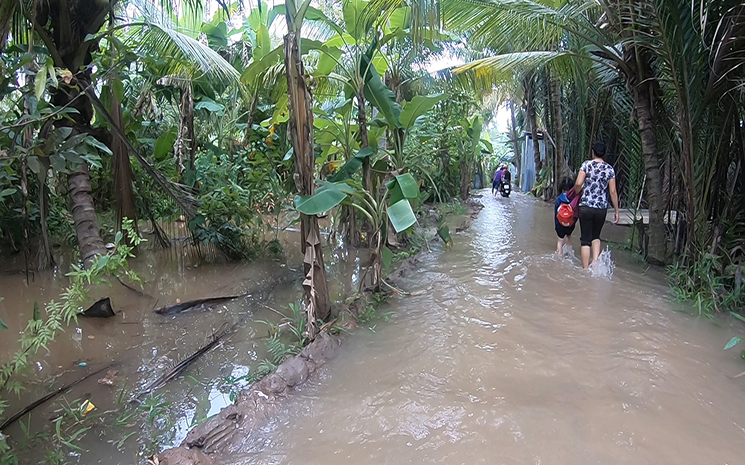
[[492, 166, 503, 196], [574, 141, 620, 269]]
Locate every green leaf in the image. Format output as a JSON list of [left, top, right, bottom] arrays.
[[95, 254, 110, 272], [327, 147, 375, 182], [470, 115, 483, 159], [84, 136, 113, 156], [387, 199, 416, 233], [437, 225, 452, 245], [294, 182, 354, 215], [154, 127, 177, 160], [35, 65, 47, 100], [46, 59, 58, 88], [50, 154, 66, 172], [388, 6, 410, 31], [194, 98, 225, 113], [363, 65, 401, 129], [400, 94, 445, 129], [0, 188, 16, 198], [387, 173, 419, 205], [382, 245, 393, 270], [283, 147, 294, 161], [254, 24, 272, 61], [395, 173, 418, 199], [314, 46, 342, 77], [241, 45, 283, 85], [343, 0, 369, 40], [725, 336, 742, 350], [268, 94, 289, 126], [0, 318, 6, 330], [63, 151, 83, 165]]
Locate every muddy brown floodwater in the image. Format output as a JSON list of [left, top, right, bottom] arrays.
[[226, 192, 745, 465], [0, 230, 365, 464]]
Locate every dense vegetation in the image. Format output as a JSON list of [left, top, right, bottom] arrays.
[[0, 0, 744, 460]]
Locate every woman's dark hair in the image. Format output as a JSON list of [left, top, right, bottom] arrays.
[[558, 176, 574, 193], [592, 141, 606, 157]]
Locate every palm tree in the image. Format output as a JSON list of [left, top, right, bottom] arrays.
[[4, 0, 241, 265], [443, 0, 670, 263]]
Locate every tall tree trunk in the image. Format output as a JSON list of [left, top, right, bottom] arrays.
[[68, 163, 106, 267], [625, 45, 667, 265], [543, 77, 553, 196], [459, 140, 472, 201], [175, 83, 196, 181], [525, 77, 542, 174], [284, 29, 331, 323], [509, 100, 521, 187], [551, 75, 568, 181], [111, 84, 138, 235]]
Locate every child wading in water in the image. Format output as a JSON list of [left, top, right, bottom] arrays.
[[554, 177, 580, 257]]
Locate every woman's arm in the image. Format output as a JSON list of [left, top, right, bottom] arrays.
[[609, 177, 620, 224], [574, 170, 586, 195]]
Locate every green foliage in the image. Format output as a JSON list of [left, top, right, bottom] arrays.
[[668, 254, 744, 316]]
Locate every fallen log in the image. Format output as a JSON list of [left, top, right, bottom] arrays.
[[154, 294, 249, 316], [80, 297, 115, 318], [0, 365, 112, 431]]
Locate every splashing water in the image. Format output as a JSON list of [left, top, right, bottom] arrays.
[[561, 243, 575, 259], [590, 247, 615, 278]]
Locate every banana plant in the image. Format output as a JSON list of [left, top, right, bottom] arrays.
[[294, 173, 419, 291]]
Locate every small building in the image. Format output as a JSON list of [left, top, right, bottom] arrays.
[[519, 131, 547, 192]]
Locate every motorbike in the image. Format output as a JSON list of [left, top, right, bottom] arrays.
[[499, 180, 511, 197]]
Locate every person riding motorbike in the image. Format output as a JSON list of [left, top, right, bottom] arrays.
[[499, 166, 512, 196]]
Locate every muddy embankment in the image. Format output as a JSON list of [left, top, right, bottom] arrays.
[[154, 199, 484, 465]]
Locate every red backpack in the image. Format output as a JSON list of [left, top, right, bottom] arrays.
[[557, 202, 575, 227]]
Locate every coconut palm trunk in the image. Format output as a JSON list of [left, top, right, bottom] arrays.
[[284, 25, 331, 324], [68, 163, 106, 266], [550, 75, 568, 181], [524, 76, 542, 173], [24, 0, 110, 268], [111, 86, 138, 236], [624, 45, 667, 264], [509, 100, 521, 186]]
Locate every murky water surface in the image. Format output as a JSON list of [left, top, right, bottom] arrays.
[[0, 229, 363, 464], [3, 193, 745, 464], [236, 193, 745, 465]]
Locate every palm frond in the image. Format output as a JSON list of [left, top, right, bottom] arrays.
[[127, 0, 241, 85]]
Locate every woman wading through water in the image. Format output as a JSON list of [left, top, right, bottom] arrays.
[[574, 141, 620, 269]]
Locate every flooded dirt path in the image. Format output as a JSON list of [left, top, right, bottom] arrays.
[[239, 193, 745, 465]]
